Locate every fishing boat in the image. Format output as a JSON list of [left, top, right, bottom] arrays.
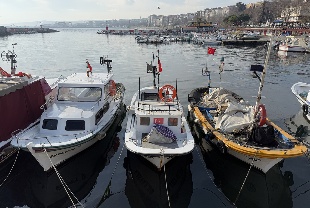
[[0, 45, 57, 164], [124, 52, 195, 170], [188, 63, 307, 173], [10, 56, 125, 171], [291, 82, 310, 121], [278, 36, 307, 52]]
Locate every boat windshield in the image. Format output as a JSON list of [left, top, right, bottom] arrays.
[[57, 87, 102, 102]]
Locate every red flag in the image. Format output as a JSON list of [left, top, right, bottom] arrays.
[[208, 47, 216, 55], [159, 60, 162, 72]]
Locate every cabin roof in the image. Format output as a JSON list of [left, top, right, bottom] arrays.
[[58, 73, 112, 87]]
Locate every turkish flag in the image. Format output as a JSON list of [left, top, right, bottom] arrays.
[[208, 47, 216, 55]]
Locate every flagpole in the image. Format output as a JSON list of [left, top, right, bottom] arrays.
[[253, 35, 273, 120]]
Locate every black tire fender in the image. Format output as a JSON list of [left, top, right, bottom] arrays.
[[217, 140, 227, 154]]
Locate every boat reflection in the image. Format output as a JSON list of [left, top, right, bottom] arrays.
[[0, 104, 126, 208], [198, 137, 293, 208], [277, 50, 309, 65], [124, 150, 193, 208], [285, 109, 310, 142]]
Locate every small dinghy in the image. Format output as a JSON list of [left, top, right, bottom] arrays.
[[10, 56, 125, 171], [188, 64, 307, 173], [125, 52, 194, 170], [291, 82, 310, 121]]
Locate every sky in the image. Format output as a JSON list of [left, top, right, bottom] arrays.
[[0, 0, 259, 26]]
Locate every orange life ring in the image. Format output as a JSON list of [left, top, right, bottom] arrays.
[[109, 80, 116, 96], [159, 85, 177, 102], [254, 104, 267, 126]]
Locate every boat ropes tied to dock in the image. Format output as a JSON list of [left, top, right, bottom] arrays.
[[188, 41, 308, 173], [10, 56, 125, 171], [125, 50, 195, 170]]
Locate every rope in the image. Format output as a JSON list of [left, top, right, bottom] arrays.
[[42, 145, 84, 208], [0, 148, 20, 187], [163, 152, 172, 208], [234, 150, 258, 205], [195, 145, 230, 207]]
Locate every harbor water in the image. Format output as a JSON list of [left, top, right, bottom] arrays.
[[1, 28, 310, 207]]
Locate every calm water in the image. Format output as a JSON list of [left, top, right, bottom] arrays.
[[1, 28, 310, 207]]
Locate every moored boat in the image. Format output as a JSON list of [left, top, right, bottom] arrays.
[[10, 56, 125, 171], [0, 45, 57, 164], [125, 52, 194, 170], [188, 67, 307, 173], [278, 36, 307, 52], [291, 82, 310, 121]]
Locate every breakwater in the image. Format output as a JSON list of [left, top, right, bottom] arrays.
[[0, 26, 59, 36]]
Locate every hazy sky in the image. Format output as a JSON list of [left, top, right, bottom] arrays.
[[0, 0, 259, 25]]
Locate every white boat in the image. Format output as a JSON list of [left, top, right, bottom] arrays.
[[125, 54, 195, 170], [278, 36, 307, 52], [291, 82, 310, 120], [10, 57, 125, 171], [0, 46, 57, 164]]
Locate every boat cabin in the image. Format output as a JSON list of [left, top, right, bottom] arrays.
[[133, 86, 182, 139], [39, 73, 115, 135]]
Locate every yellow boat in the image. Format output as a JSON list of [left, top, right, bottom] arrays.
[[188, 87, 307, 173]]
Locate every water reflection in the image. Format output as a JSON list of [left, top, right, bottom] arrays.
[[198, 137, 293, 208], [276, 51, 309, 65], [124, 151, 193, 208], [0, 104, 126, 208], [285, 110, 310, 140]]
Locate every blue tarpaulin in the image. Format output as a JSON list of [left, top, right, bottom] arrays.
[[273, 20, 283, 23]]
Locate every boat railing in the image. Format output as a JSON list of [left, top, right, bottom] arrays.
[[128, 114, 136, 131], [40, 96, 55, 110], [136, 101, 182, 113], [13, 127, 96, 144], [50, 75, 66, 87]]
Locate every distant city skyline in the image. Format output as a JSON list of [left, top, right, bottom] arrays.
[[0, 0, 259, 26]]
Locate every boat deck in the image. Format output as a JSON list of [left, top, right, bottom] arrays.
[[0, 79, 28, 96], [141, 141, 179, 149]]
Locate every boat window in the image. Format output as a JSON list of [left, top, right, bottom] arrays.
[[168, 118, 178, 126], [57, 87, 102, 102], [65, 120, 85, 131], [104, 84, 109, 99], [95, 102, 109, 125], [42, 119, 58, 130], [140, 117, 150, 125], [142, 93, 158, 101]]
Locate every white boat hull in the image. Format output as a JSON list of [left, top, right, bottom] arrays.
[[23, 105, 120, 171], [278, 45, 306, 52], [125, 115, 194, 170], [227, 148, 283, 173]]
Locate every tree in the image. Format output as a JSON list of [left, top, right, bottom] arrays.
[[236, 2, 246, 12], [223, 14, 250, 26]]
